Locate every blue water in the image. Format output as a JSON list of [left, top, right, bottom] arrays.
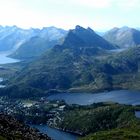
[[0, 52, 19, 88], [0, 52, 19, 64], [47, 90, 140, 105], [31, 125, 78, 140], [135, 111, 140, 118]]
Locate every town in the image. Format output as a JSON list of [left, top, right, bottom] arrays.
[[0, 96, 66, 125]]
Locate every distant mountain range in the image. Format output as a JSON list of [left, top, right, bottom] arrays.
[[103, 26, 140, 48], [0, 25, 140, 59], [0, 25, 67, 59], [0, 25, 39, 51], [10, 26, 67, 59]]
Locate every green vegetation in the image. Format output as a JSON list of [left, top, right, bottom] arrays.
[[0, 136, 6, 140], [55, 103, 140, 135], [80, 128, 140, 140], [49, 102, 140, 139]]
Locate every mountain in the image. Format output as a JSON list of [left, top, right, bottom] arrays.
[[9, 26, 67, 59], [69, 25, 116, 50], [0, 26, 40, 52], [40, 26, 67, 41], [1, 25, 119, 98], [103, 26, 140, 48]]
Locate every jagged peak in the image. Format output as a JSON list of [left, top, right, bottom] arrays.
[[74, 25, 87, 31], [72, 25, 95, 35], [87, 27, 95, 33]]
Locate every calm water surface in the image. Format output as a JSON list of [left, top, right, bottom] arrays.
[[0, 52, 19, 87], [47, 90, 140, 105], [0, 52, 19, 64], [31, 125, 78, 140]]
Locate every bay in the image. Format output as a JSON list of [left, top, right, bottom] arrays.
[[47, 90, 140, 105]]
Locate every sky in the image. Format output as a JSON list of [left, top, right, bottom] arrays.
[[0, 0, 140, 31]]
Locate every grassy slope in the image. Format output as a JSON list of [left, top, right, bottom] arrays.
[[80, 128, 140, 140]]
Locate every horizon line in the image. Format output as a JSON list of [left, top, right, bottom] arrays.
[[0, 24, 139, 31]]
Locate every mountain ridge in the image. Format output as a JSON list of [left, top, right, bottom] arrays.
[[103, 26, 140, 48]]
